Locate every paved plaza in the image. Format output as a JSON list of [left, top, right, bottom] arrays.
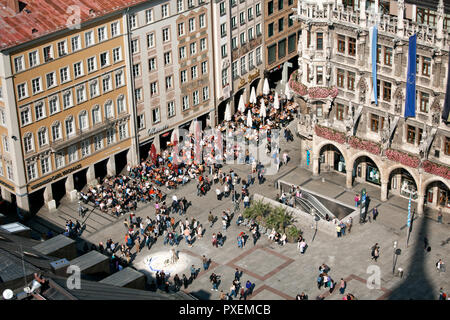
[[27, 121, 450, 300]]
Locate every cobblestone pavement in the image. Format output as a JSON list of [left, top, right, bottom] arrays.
[[29, 121, 450, 300]]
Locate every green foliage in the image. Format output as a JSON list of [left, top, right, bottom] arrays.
[[244, 200, 302, 243]]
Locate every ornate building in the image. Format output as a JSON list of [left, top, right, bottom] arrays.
[[290, 0, 450, 215]]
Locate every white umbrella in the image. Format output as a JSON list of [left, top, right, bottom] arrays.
[[246, 110, 253, 127], [274, 91, 280, 110], [260, 98, 266, 119], [250, 86, 257, 104], [238, 94, 246, 113], [263, 78, 270, 96], [285, 83, 292, 100], [224, 102, 232, 121]]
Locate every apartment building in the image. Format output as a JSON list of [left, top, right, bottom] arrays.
[[264, 0, 302, 86], [0, 0, 147, 216], [290, 0, 450, 214], [128, 0, 216, 156]]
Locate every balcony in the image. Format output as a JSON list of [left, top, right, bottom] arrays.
[[50, 113, 130, 152]]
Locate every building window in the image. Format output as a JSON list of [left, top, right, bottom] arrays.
[[111, 21, 120, 37], [337, 35, 345, 53], [444, 136, 450, 155], [268, 23, 274, 37], [115, 71, 124, 87], [57, 41, 68, 57], [220, 2, 226, 16], [24, 134, 33, 153], [131, 39, 139, 54], [256, 23, 262, 36], [278, 39, 286, 59], [240, 12, 245, 25], [202, 86, 209, 101], [178, 0, 184, 12], [337, 69, 345, 88], [189, 18, 196, 32], [129, 14, 137, 29], [41, 157, 51, 175], [87, 57, 97, 73], [168, 101, 175, 117], [150, 82, 158, 96], [316, 66, 323, 85], [85, 31, 94, 47], [52, 122, 62, 141], [278, 18, 284, 32], [201, 61, 208, 74], [220, 23, 227, 37], [135, 88, 142, 102], [3, 136, 9, 152], [240, 56, 246, 75], [278, 0, 283, 10], [181, 70, 187, 83], [31, 78, 42, 94], [94, 134, 104, 151], [193, 90, 199, 105], [137, 114, 145, 130], [49, 96, 59, 114], [200, 38, 207, 51], [92, 107, 101, 125], [27, 163, 37, 180], [149, 58, 156, 71], [199, 13, 206, 27], [105, 101, 114, 119], [240, 32, 246, 45], [190, 42, 197, 55], [17, 83, 27, 100], [407, 125, 416, 144], [106, 129, 115, 145], [81, 140, 90, 158], [166, 75, 173, 90], [35, 103, 45, 120], [178, 23, 185, 37], [248, 51, 254, 69], [419, 92, 430, 113], [384, 47, 392, 66], [100, 52, 109, 68], [29, 51, 39, 67], [55, 152, 65, 169], [336, 104, 345, 121], [162, 28, 170, 42], [316, 32, 323, 50], [71, 36, 81, 52], [232, 61, 238, 79], [76, 86, 86, 104], [268, 1, 274, 15], [288, 13, 293, 27], [117, 96, 125, 114], [21, 108, 31, 126], [164, 51, 172, 65], [348, 37, 356, 56], [79, 112, 90, 133], [191, 65, 198, 79], [347, 72, 355, 91], [43, 46, 53, 62], [90, 81, 99, 98], [74, 62, 83, 78], [65, 117, 75, 137], [152, 108, 160, 123], [146, 9, 154, 23], [98, 26, 107, 42], [248, 7, 253, 20], [102, 76, 112, 92], [221, 44, 227, 58], [370, 114, 379, 132], [182, 95, 189, 110], [231, 16, 237, 29], [422, 57, 431, 77], [383, 81, 391, 102], [268, 45, 276, 65], [232, 37, 237, 50], [46, 72, 56, 89], [256, 3, 261, 16], [14, 56, 24, 72], [147, 33, 155, 48], [133, 64, 140, 77]]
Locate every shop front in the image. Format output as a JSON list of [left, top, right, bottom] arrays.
[[334, 152, 346, 173], [366, 163, 381, 185], [400, 172, 418, 200]]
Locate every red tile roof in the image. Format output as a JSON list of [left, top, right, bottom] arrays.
[[0, 0, 148, 51]]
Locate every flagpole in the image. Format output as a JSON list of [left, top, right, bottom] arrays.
[[406, 194, 412, 248]]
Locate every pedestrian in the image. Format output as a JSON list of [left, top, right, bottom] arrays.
[[354, 194, 360, 207], [202, 255, 209, 270], [190, 264, 197, 280], [230, 283, 237, 298], [212, 233, 218, 247], [437, 209, 443, 224], [371, 243, 380, 262], [328, 278, 335, 294], [436, 259, 445, 272], [336, 224, 341, 238], [208, 211, 215, 228], [210, 273, 219, 291], [239, 287, 246, 300], [372, 207, 379, 221], [317, 274, 323, 289], [245, 280, 253, 296], [339, 278, 346, 295], [173, 274, 181, 291], [346, 217, 353, 234], [234, 268, 241, 281], [183, 274, 189, 289], [438, 288, 447, 300]]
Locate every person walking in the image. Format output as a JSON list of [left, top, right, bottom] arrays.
[[436, 259, 445, 273], [190, 265, 197, 281], [437, 209, 443, 224], [336, 224, 342, 238], [234, 268, 241, 281], [229, 283, 237, 298], [371, 243, 380, 262], [202, 255, 209, 270], [438, 288, 447, 300], [317, 274, 324, 289], [346, 217, 353, 234], [208, 211, 215, 228], [339, 278, 346, 295], [354, 194, 360, 207], [210, 273, 219, 291], [372, 207, 379, 221], [183, 274, 189, 289]]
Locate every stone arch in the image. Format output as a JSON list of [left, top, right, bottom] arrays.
[[317, 141, 350, 174], [315, 139, 348, 163], [383, 164, 420, 185], [421, 176, 450, 196], [347, 151, 384, 186]]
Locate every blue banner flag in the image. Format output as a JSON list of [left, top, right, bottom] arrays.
[[407, 195, 412, 228], [370, 25, 378, 106], [404, 34, 417, 118], [443, 46, 450, 124]]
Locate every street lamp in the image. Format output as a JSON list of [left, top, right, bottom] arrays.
[[392, 241, 401, 275]]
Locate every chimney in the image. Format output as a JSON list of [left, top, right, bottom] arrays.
[[7, 0, 20, 14]]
